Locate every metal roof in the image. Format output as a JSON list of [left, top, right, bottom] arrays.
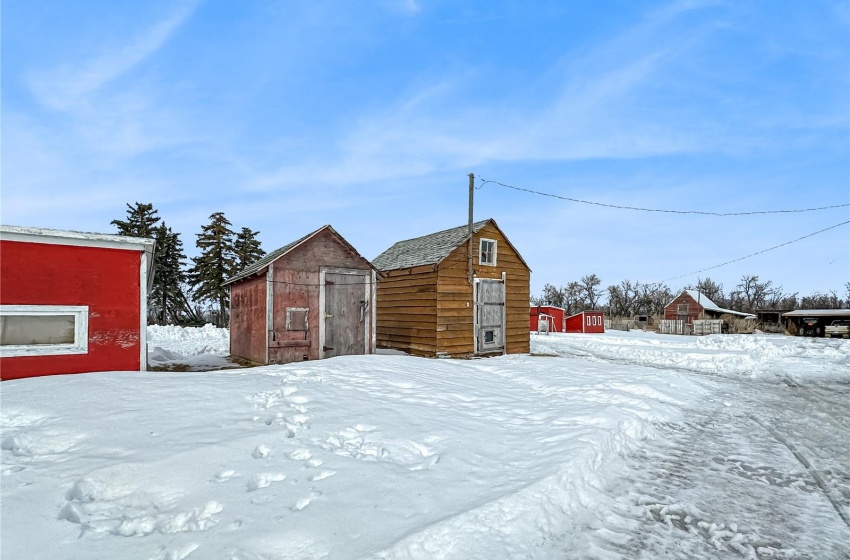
[[0, 224, 154, 249], [372, 220, 491, 271], [668, 290, 756, 319], [782, 309, 850, 317]]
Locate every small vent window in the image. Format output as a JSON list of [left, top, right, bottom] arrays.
[[286, 308, 309, 331], [479, 239, 497, 266], [484, 330, 495, 344]]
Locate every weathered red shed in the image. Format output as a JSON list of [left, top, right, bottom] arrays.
[[530, 305, 565, 333], [565, 310, 605, 333], [0, 225, 155, 380], [663, 290, 755, 326], [225, 225, 378, 365]]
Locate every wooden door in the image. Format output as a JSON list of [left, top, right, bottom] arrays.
[[322, 271, 368, 358], [475, 278, 505, 354]]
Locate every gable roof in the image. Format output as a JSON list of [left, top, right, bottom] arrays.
[[372, 218, 530, 272], [223, 225, 375, 285], [668, 290, 756, 319], [372, 220, 489, 271]]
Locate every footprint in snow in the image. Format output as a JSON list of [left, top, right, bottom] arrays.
[[214, 470, 236, 482], [308, 470, 336, 482], [290, 449, 311, 461], [247, 473, 286, 492], [291, 491, 321, 511], [252, 445, 272, 459]]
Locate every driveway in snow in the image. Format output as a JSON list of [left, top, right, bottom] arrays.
[[536, 332, 850, 559]]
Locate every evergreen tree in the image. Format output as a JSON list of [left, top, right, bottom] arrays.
[[188, 212, 237, 327], [150, 223, 189, 324], [111, 203, 161, 239], [234, 227, 265, 269]]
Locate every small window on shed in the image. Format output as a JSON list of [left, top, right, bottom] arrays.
[[0, 305, 88, 357], [677, 304, 689, 315], [479, 239, 497, 266], [484, 330, 495, 344], [586, 315, 591, 326], [286, 308, 309, 331]]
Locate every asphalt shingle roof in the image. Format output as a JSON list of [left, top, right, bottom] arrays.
[[223, 226, 327, 285], [372, 220, 491, 271]]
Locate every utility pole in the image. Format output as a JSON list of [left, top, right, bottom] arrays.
[[467, 172, 475, 284]]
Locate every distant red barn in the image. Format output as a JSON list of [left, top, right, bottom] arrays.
[[0, 226, 155, 380], [565, 310, 605, 334], [225, 225, 379, 365], [529, 306, 565, 333]]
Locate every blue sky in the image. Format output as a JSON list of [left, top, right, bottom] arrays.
[[3, 0, 848, 299]]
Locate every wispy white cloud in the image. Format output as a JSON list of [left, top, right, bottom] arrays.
[[28, 0, 201, 112], [245, 2, 719, 192]]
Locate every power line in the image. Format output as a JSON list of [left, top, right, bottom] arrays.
[[478, 178, 850, 216], [660, 220, 850, 283]]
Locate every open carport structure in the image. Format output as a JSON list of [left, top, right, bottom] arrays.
[[782, 309, 850, 337]]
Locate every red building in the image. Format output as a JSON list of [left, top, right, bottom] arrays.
[[225, 225, 378, 365], [1, 226, 155, 380], [530, 306, 565, 333], [663, 290, 755, 326], [565, 310, 605, 333]]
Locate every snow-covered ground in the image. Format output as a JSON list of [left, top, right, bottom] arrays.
[[147, 324, 233, 370], [2, 328, 848, 559]]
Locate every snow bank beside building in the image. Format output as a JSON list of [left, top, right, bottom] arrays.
[[146, 324, 231, 369]]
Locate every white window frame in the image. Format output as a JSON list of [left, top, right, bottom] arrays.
[[479, 238, 497, 266], [0, 305, 89, 357]]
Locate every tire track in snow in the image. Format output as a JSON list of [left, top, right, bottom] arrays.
[[747, 414, 850, 531]]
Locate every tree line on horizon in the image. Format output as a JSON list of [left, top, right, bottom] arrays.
[[531, 275, 850, 318], [111, 202, 265, 327]]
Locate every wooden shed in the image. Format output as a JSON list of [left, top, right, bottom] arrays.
[[530, 305, 566, 333], [565, 310, 605, 333], [373, 219, 530, 358], [0, 225, 155, 380], [225, 225, 378, 365]]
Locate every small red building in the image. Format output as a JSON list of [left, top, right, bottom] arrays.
[[530, 306, 565, 333], [0, 225, 155, 380], [664, 290, 755, 327], [225, 225, 379, 365], [566, 310, 605, 333]]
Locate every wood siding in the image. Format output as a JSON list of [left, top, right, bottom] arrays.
[[663, 292, 704, 324], [436, 222, 530, 357], [376, 267, 438, 356], [376, 221, 530, 358], [229, 227, 375, 365], [229, 274, 267, 364]]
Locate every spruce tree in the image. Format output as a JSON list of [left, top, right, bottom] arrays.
[[111, 203, 161, 239], [234, 227, 265, 269], [188, 212, 237, 327], [150, 223, 189, 324]]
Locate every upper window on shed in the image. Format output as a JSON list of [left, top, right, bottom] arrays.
[[677, 304, 689, 315], [0, 305, 89, 357], [286, 308, 309, 331], [480, 239, 497, 266]]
